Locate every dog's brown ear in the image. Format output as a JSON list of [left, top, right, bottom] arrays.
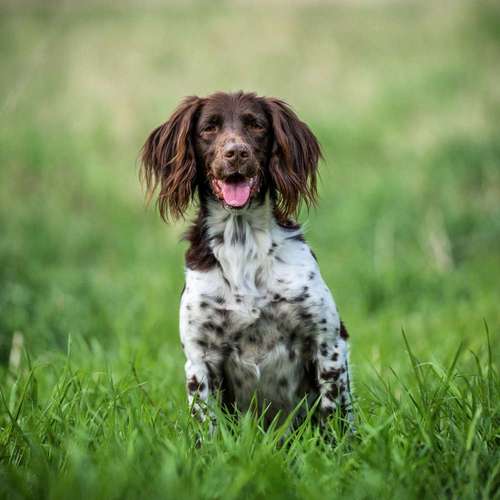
[[140, 96, 202, 221], [265, 98, 322, 221]]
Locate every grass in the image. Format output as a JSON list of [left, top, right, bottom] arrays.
[[0, 1, 499, 498]]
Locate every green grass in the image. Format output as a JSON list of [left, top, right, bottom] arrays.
[[1, 1, 499, 498]]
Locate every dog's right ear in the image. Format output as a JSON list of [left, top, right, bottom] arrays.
[[140, 96, 202, 221]]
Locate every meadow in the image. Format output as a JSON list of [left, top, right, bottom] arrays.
[[0, 1, 499, 498]]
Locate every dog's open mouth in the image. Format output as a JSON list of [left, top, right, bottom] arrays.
[[212, 174, 257, 208]]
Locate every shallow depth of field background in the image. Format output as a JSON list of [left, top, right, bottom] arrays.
[[0, 1, 499, 499]]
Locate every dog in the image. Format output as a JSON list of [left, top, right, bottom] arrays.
[[140, 91, 353, 430]]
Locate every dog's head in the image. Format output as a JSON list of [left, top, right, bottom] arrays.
[[140, 91, 321, 221]]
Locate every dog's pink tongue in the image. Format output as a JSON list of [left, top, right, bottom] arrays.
[[220, 180, 251, 207]]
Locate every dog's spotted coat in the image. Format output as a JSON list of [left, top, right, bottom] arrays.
[[181, 198, 352, 427], [140, 91, 354, 430]]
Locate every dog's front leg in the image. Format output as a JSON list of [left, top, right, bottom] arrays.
[[180, 273, 227, 434], [315, 321, 354, 429], [184, 353, 221, 428]]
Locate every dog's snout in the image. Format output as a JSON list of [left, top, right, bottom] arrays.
[[223, 142, 250, 163]]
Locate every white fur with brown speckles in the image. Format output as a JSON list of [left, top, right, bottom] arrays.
[[180, 196, 353, 428]]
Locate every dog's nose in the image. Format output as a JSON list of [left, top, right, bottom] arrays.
[[223, 143, 250, 163]]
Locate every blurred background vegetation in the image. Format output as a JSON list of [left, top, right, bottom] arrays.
[[1, 0, 498, 368], [0, 1, 499, 498]]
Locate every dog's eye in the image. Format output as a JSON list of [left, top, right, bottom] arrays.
[[248, 122, 265, 132], [203, 124, 218, 133], [242, 114, 266, 133]]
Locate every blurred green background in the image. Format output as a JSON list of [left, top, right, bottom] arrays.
[[0, 1, 499, 498], [1, 0, 498, 369]]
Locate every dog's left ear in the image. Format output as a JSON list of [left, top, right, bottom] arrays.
[[140, 96, 202, 221], [265, 98, 322, 221]]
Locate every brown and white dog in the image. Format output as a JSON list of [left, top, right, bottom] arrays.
[[141, 91, 353, 430]]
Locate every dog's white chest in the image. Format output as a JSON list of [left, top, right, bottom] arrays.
[[180, 203, 339, 420]]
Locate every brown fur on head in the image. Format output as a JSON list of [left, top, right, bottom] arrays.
[[140, 95, 201, 221], [265, 97, 322, 221], [140, 91, 322, 221]]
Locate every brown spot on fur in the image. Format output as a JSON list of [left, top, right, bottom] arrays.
[[187, 376, 200, 393], [320, 343, 329, 357], [278, 377, 288, 387], [321, 369, 340, 381], [221, 343, 232, 356], [327, 385, 339, 399], [184, 209, 218, 271], [340, 320, 349, 339], [202, 321, 216, 331]]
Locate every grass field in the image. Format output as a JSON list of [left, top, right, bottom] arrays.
[[1, 1, 499, 498]]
